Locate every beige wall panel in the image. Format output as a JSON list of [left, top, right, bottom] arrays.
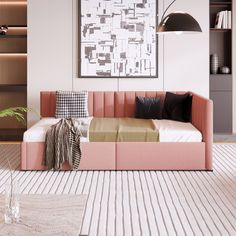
[[0, 55, 27, 85], [0, 38, 27, 53], [0, 4, 27, 25]]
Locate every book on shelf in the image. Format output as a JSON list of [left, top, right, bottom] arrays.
[[228, 11, 232, 29], [214, 10, 231, 29]]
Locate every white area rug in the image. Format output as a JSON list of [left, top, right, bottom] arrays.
[[0, 195, 87, 236], [0, 144, 235, 236]]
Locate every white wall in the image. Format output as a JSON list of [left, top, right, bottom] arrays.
[[28, 0, 73, 126], [163, 0, 209, 96], [28, 0, 209, 127]]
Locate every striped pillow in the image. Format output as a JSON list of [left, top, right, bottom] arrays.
[[55, 91, 89, 118]]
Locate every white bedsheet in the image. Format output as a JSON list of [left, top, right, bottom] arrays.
[[24, 118, 202, 143], [23, 117, 93, 142], [153, 119, 202, 142]]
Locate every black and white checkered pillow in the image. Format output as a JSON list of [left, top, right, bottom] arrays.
[[55, 91, 89, 118]]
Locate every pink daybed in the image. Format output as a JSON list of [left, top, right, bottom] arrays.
[[21, 91, 213, 171]]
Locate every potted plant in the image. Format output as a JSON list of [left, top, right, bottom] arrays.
[[0, 107, 29, 125]]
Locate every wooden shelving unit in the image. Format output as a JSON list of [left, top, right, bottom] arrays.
[[210, 0, 233, 133], [0, 0, 27, 141], [0, 84, 27, 92]]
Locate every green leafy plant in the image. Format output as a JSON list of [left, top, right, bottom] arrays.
[[0, 107, 30, 125]]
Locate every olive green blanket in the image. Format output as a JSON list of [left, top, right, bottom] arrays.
[[89, 118, 159, 142]]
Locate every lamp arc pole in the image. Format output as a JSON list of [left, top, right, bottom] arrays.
[[161, 0, 177, 21]]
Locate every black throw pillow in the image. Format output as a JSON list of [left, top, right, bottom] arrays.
[[135, 96, 162, 119], [162, 92, 192, 122]]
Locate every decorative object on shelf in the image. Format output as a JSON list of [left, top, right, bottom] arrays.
[[220, 66, 230, 74], [79, 0, 158, 78], [215, 11, 231, 29], [0, 25, 8, 35], [210, 54, 219, 74], [156, 0, 202, 34]]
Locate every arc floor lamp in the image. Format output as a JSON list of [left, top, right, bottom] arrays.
[[157, 0, 202, 34]]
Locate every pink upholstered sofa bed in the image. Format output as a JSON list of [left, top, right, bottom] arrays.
[[21, 91, 213, 171]]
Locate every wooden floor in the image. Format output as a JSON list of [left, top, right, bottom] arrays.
[[0, 144, 236, 236]]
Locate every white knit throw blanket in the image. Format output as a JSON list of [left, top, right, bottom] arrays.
[[44, 118, 81, 170]]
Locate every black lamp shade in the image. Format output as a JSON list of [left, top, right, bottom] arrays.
[[157, 12, 202, 33]]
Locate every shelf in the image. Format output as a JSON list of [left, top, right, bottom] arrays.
[[0, 128, 25, 142], [0, 35, 27, 38], [210, 74, 232, 78], [4, 25, 27, 27], [0, 1, 27, 4], [0, 53, 27, 56], [210, 2, 232, 7], [210, 73, 232, 75], [0, 26, 27, 38], [0, 84, 27, 92], [210, 28, 232, 32]]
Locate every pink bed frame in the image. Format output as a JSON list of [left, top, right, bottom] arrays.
[[21, 91, 213, 171]]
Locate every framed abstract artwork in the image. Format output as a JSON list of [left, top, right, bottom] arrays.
[[79, 0, 158, 78]]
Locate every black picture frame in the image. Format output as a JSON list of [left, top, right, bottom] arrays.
[[78, 0, 158, 78]]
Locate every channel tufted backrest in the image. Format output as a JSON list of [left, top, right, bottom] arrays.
[[40, 91, 170, 118], [114, 91, 166, 117]]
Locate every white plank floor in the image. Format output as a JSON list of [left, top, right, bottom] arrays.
[[0, 144, 236, 236]]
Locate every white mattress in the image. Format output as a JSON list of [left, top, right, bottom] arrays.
[[23, 117, 93, 142], [24, 118, 202, 143], [153, 119, 202, 142]]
